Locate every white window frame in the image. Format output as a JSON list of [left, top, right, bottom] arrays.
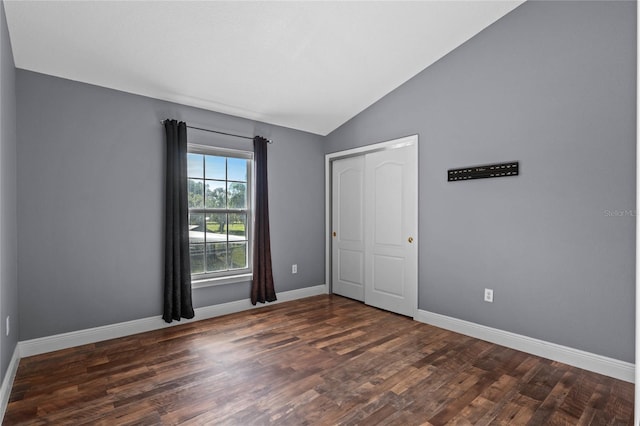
[[187, 143, 254, 288]]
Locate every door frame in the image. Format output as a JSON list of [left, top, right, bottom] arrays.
[[325, 134, 419, 317]]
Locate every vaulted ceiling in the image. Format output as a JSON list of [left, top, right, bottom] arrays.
[[4, 1, 524, 135]]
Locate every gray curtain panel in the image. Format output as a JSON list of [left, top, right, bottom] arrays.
[[251, 136, 276, 304], [163, 119, 195, 322]]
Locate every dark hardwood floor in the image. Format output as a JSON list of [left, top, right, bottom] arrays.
[[4, 295, 634, 425]]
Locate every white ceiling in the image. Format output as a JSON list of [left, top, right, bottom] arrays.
[[4, 1, 523, 136]]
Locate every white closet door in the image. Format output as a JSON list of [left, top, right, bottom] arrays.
[[330, 137, 417, 317], [331, 156, 365, 301], [363, 144, 417, 317]]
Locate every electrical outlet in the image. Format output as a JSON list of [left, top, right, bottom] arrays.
[[6, 316, 9, 337], [292, 264, 297, 274], [484, 288, 494, 303]]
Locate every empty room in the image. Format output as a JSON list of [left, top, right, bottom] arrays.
[[0, 0, 637, 424]]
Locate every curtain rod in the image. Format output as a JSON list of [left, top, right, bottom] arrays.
[[161, 120, 273, 144]]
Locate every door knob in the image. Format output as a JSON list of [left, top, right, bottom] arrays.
[[408, 237, 414, 243], [333, 231, 337, 237]]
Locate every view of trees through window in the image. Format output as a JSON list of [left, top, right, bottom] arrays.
[[187, 151, 250, 275]]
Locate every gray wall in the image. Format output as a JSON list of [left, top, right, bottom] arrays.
[[0, 0, 19, 380], [16, 70, 325, 340], [326, 1, 636, 362]]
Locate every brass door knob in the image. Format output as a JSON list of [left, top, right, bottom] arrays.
[[332, 231, 337, 237], [408, 237, 414, 243]]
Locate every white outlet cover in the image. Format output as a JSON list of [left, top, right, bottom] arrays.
[[484, 289, 494, 303]]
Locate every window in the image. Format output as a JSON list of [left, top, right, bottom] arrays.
[[187, 144, 252, 284]]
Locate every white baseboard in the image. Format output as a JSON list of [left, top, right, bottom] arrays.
[[414, 309, 634, 383], [19, 284, 327, 358], [0, 345, 20, 423]]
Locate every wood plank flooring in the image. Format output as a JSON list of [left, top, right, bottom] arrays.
[[4, 295, 634, 425]]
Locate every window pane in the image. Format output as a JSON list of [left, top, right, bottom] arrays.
[[188, 149, 252, 278], [205, 181, 226, 208], [228, 182, 246, 208], [206, 242, 227, 272], [229, 242, 247, 269], [188, 179, 204, 208], [205, 155, 226, 180], [228, 213, 247, 239], [187, 153, 203, 178], [189, 213, 205, 244], [228, 158, 247, 182], [205, 213, 227, 242], [190, 243, 205, 274]]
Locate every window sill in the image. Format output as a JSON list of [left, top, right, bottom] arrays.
[[192, 273, 253, 289]]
